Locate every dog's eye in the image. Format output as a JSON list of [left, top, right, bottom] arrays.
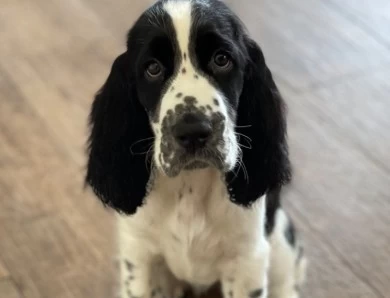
[[145, 60, 163, 79], [212, 51, 232, 70]]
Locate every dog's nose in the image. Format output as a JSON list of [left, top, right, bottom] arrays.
[[173, 113, 212, 151]]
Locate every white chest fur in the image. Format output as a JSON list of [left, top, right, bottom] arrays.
[[118, 168, 266, 287]]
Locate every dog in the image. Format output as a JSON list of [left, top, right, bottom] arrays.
[[86, 1, 307, 298]]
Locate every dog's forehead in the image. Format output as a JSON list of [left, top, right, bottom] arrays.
[[142, 0, 230, 41], [163, 0, 192, 53]]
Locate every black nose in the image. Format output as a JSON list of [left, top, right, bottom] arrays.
[[173, 113, 212, 151]]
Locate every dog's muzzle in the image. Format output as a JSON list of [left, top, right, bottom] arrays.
[[159, 105, 227, 176]]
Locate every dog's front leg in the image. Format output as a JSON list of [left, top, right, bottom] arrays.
[[119, 251, 186, 298], [117, 218, 186, 298], [119, 245, 153, 298], [117, 214, 157, 298], [220, 241, 270, 298]]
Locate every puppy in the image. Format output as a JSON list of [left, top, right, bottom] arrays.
[[86, 1, 306, 298]]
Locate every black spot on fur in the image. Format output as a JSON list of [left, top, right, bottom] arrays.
[[182, 68, 186, 74], [184, 96, 197, 105], [206, 105, 212, 111], [194, 74, 199, 79], [171, 86, 175, 92], [125, 260, 134, 271], [285, 218, 296, 247], [249, 289, 263, 298], [229, 291, 233, 298], [213, 98, 219, 106], [189, 187, 193, 194], [183, 53, 187, 60], [176, 92, 183, 98], [296, 246, 304, 264]]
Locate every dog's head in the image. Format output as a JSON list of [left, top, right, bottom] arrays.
[[86, 0, 291, 214]]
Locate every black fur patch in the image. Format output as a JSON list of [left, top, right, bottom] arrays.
[[125, 260, 134, 271], [296, 246, 304, 264], [285, 217, 296, 246], [249, 289, 263, 298]]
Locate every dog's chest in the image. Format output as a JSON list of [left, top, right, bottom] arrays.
[[147, 169, 262, 286], [134, 169, 265, 287], [161, 190, 225, 285]]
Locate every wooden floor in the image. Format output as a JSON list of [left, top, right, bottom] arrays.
[[0, 0, 389, 297]]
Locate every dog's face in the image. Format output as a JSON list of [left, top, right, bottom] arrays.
[[86, 0, 291, 214], [130, 0, 246, 176]]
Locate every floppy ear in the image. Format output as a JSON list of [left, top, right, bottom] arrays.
[[86, 52, 153, 214], [226, 38, 291, 206]]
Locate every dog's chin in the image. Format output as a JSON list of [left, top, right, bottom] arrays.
[[183, 160, 210, 171], [160, 155, 227, 178]]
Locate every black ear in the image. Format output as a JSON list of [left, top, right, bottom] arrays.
[[226, 38, 291, 206], [86, 53, 153, 214]]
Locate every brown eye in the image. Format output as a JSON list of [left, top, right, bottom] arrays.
[[145, 61, 162, 78], [213, 51, 231, 69]]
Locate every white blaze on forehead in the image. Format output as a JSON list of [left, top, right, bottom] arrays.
[[163, 0, 192, 53]]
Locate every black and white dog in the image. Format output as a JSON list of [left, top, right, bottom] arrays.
[[86, 1, 306, 297]]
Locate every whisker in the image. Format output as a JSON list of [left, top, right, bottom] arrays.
[[230, 147, 243, 180], [236, 153, 249, 183], [145, 145, 154, 171], [130, 139, 155, 155], [238, 142, 252, 150], [131, 148, 152, 155], [235, 132, 252, 142], [130, 137, 155, 152], [240, 158, 249, 182], [235, 124, 252, 129]]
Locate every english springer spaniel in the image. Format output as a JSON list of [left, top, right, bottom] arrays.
[[86, 1, 307, 298]]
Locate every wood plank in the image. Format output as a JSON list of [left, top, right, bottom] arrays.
[[284, 84, 390, 296], [0, 68, 79, 221], [0, 38, 122, 168], [0, 213, 115, 298], [0, 0, 113, 57], [225, 0, 390, 90], [80, 0, 155, 38], [0, 67, 116, 297], [292, 68, 390, 172], [0, 279, 22, 298], [286, 204, 381, 298], [0, 260, 9, 279], [326, 0, 390, 48]]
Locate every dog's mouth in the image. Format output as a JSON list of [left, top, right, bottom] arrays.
[[183, 159, 210, 170], [160, 148, 226, 177]]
